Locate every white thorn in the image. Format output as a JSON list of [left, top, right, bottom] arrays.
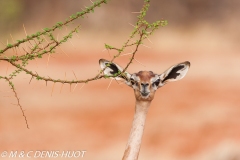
[[106, 79, 113, 90], [128, 23, 135, 28], [141, 43, 151, 49], [134, 58, 146, 67]]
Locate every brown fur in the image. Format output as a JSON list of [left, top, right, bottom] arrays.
[[135, 71, 156, 102], [136, 71, 155, 83]]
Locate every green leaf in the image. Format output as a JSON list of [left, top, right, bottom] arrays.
[[7, 44, 13, 48], [36, 76, 42, 80], [105, 44, 113, 49], [11, 55, 17, 60], [44, 28, 50, 32], [160, 20, 168, 27]]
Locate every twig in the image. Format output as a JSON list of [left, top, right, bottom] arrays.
[[0, 0, 164, 130], [4, 77, 29, 129], [60, 72, 67, 93], [29, 76, 34, 84]]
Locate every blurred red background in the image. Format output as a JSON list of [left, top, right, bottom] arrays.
[[0, 0, 240, 160]]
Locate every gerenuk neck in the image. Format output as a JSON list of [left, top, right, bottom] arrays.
[[122, 100, 151, 160]]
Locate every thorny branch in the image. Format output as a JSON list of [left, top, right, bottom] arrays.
[[2, 77, 29, 129], [0, 0, 108, 55], [0, 0, 167, 128]]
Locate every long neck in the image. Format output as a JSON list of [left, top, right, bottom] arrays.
[[122, 100, 151, 160]]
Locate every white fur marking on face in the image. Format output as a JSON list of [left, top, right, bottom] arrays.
[[150, 75, 160, 90], [129, 74, 140, 89]]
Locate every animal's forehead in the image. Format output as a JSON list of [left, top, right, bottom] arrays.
[[135, 71, 155, 81]]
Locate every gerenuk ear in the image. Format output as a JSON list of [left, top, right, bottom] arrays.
[[158, 61, 190, 87], [99, 59, 131, 81]]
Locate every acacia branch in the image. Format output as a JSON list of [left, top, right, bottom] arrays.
[[2, 77, 29, 129], [0, 0, 108, 55], [0, 26, 80, 62], [0, 0, 168, 129]]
